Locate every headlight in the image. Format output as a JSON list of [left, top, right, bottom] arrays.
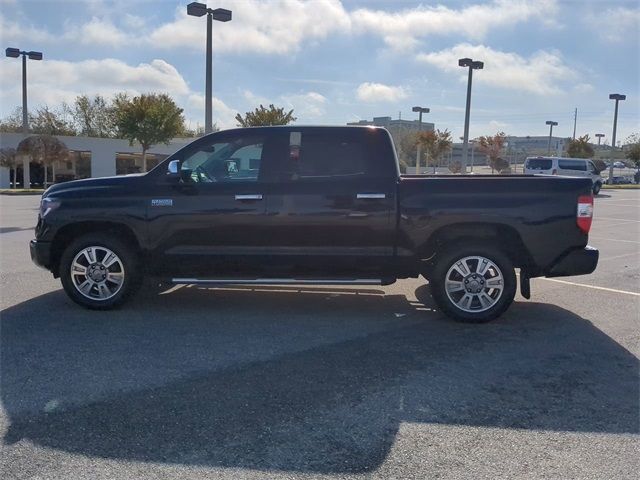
[[39, 197, 61, 218]]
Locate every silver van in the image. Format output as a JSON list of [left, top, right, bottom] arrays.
[[524, 157, 603, 194]]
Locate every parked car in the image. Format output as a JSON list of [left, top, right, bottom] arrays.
[[609, 176, 633, 185], [613, 161, 626, 168], [524, 156, 604, 194], [31, 126, 598, 323]]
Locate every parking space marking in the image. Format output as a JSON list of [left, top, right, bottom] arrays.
[[600, 252, 640, 261], [595, 217, 640, 223], [539, 278, 640, 296], [589, 236, 640, 244]]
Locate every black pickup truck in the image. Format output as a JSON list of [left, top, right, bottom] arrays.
[[30, 126, 598, 322]]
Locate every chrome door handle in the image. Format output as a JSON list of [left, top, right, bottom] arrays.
[[235, 194, 263, 201], [357, 193, 386, 199]]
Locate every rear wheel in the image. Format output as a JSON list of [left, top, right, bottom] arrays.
[[429, 243, 516, 323], [59, 233, 142, 309]]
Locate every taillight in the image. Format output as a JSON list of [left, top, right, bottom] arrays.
[[577, 195, 593, 234]]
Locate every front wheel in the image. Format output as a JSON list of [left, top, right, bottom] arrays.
[[429, 243, 517, 323], [593, 182, 602, 195], [59, 233, 142, 309]]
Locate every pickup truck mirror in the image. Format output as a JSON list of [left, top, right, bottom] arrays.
[[167, 159, 180, 176]]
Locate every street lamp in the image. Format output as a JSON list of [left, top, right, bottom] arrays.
[[187, 2, 232, 135], [545, 120, 558, 155], [607, 93, 626, 184], [458, 57, 483, 173], [5, 47, 43, 188], [595, 133, 605, 146], [412, 106, 429, 174]]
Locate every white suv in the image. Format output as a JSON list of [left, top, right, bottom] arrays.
[[524, 157, 603, 195]]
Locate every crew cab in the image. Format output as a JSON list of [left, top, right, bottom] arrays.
[[30, 126, 598, 322]]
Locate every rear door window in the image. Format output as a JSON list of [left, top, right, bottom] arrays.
[[526, 158, 553, 170], [280, 129, 392, 181]]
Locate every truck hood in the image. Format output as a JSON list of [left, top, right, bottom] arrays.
[[43, 174, 146, 197]]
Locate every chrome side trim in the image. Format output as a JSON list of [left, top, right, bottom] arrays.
[[356, 193, 386, 199], [171, 278, 384, 285], [235, 194, 263, 201]]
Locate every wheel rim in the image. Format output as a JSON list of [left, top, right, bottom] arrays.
[[444, 255, 504, 313], [70, 246, 125, 301]]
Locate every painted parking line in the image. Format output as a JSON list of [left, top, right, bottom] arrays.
[[589, 236, 640, 244], [595, 217, 640, 223], [600, 252, 640, 261], [538, 278, 640, 297]]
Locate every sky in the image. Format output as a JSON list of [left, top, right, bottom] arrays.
[[0, 0, 638, 143]]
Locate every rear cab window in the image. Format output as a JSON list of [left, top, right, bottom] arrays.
[[275, 128, 396, 181]]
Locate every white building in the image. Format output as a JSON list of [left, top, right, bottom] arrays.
[[0, 132, 193, 188]]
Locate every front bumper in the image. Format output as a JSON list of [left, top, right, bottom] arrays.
[[30, 239, 51, 270], [546, 246, 599, 278]]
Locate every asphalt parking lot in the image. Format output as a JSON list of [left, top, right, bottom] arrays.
[[1, 190, 638, 479]]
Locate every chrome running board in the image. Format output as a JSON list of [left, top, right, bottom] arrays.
[[171, 278, 389, 286]]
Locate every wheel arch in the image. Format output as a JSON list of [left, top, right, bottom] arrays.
[[419, 222, 534, 275], [50, 221, 142, 278]]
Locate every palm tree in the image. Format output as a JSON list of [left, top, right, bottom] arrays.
[[17, 135, 69, 186]]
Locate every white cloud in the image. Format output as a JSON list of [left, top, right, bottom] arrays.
[[0, 57, 190, 109], [416, 44, 576, 95], [356, 82, 408, 103], [351, 0, 559, 49], [0, 13, 54, 44], [64, 17, 132, 47], [149, 0, 351, 54], [281, 92, 327, 118], [240, 90, 328, 120], [187, 93, 238, 129], [584, 6, 640, 43]]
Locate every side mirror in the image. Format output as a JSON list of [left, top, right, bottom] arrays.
[[167, 159, 180, 176]]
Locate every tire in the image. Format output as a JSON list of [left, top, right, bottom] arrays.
[[59, 233, 143, 310], [428, 242, 517, 323], [593, 182, 601, 195]]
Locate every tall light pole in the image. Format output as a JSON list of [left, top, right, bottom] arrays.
[[458, 57, 483, 173], [187, 2, 231, 135], [412, 106, 429, 174], [545, 120, 558, 155], [5, 47, 42, 188], [608, 93, 626, 184], [595, 133, 605, 146]]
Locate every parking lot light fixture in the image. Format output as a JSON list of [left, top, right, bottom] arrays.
[[5, 46, 43, 188], [412, 106, 430, 173], [607, 93, 626, 184], [545, 120, 558, 155], [459, 58, 484, 173], [187, 2, 232, 135]]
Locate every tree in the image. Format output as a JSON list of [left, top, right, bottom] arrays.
[[477, 132, 509, 173], [417, 129, 453, 173], [69, 94, 118, 138], [565, 134, 595, 158], [17, 135, 68, 185], [115, 93, 185, 172], [0, 108, 24, 133], [30, 106, 75, 136], [398, 132, 420, 172], [235, 104, 296, 127], [624, 133, 640, 170], [0, 147, 18, 188]]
